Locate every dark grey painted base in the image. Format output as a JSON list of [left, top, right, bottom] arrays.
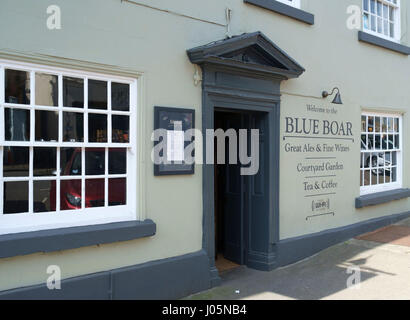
[[0, 250, 211, 300], [276, 210, 410, 268], [1, 211, 409, 299]]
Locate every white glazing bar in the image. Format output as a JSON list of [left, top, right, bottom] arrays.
[[56, 147, 60, 212], [81, 147, 85, 210], [84, 77, 89, 144], [108, 81, 112, 144], [29, 147, 33, 213], [105, 147, 108, 207], [28, 70, 35, 214]]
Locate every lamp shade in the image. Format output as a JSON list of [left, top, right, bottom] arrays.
[[332, 92, 343, 105]]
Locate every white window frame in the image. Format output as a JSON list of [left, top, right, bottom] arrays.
[[362, 0, 401, 42], [360, 111, 402, 196], [276, 0, 301, 9], [0, 59, 138, 235]]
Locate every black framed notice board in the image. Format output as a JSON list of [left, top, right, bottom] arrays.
[[154, 106, 195, 176]]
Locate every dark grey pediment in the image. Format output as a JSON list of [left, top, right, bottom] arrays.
[[187, 31, 305, 80]]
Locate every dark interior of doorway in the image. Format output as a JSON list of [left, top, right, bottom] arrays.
[[214, 110, 241, 273], [214, 108, 268, 273]]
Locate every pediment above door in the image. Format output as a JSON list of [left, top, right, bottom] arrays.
[[187, 31, 305, 80]]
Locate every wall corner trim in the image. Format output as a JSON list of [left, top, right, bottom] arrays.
[[0, 219, 156, 259], [358, 31, 410, 55], [244, 0, 314, 25], [355, 188, 410, 209]]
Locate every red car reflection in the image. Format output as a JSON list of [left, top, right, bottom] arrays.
[[50, 148, 126, 210]]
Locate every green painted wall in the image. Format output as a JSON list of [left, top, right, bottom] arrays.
[[0, 0, 409, 291]]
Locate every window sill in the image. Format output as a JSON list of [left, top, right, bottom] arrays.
[[244, 0, 314, 25], [356, 188, 410, 209], [358, 31, 410, 55], [0, 219, 156, 259]]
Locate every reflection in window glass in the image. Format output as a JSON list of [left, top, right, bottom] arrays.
[[61, 180, 82, 210], [5, 69, 30, 104], [109, 178, 126, 206], [35, 73, 58, 106], [88, 79, 107, 110], [112, 115, 129, 143], [61, 148, 81, 176], [63, 76, 84, 108], [34, 147, 57, 176], [34, 180, 55, 213], [3, 147, 29, 177], [35, 110, 58, 141], [112, 82, 130, 111], [4, 181, 28, 214], [5, 108, 30, 141], [109, 148, 126, 174], [86, 179, 105, 208], [86, 148, 105, 175], [63, 112, 83, 142], [88, 114, 107, 142]]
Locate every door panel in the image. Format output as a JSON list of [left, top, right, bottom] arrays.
[[216, 110, 269, 266], [222, 113, 243, 264]]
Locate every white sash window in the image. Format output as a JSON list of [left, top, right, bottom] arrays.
[[0, 60, 137, 235]]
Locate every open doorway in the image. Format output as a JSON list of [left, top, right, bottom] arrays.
[[214, 109, 268, 273]]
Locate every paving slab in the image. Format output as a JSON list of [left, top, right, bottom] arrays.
[[186, 218, 410, 300]]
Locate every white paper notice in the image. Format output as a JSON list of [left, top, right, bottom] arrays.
[[167, 130, 185, 162]]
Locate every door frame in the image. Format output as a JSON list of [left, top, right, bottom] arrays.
[[201, 67, 281, 285]]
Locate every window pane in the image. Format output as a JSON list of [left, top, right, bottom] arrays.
[[394, 134, 399, 149], [391, 167, 397, 182], [368, 116, 374, 132], [109, 178, 126, 206], [61, 180, 82, 210], [34, 147, 57, 176], [63, 76, 84, 108], [88, 114, 107, 142], [34, 180, 55, 213], [5, 69, 30, 104], [375, 117, 381, 132], [5, 108, 30, 141], [109, 148, 126, 174], [61, 147, 81, 176], [394, 118, 399, 132], [112, 115, 129, 143], [371, 15, 376, 31], [364, 0, 369, 12], [63, 112, 83, 142], [88, 79, 107, 110], [364, 170, 371, 186], [35, 73, 58, 106], [86, 148, 105, 175], [4, 181, 28, 214], [86, 179, 105, 208], [3, 147, 29, 177], [382, 117, 388, 132], [35, 110, 58, 141], [112, 82, 130, 111]]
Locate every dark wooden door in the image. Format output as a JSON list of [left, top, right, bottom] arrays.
[[216, 110, 269, 266]]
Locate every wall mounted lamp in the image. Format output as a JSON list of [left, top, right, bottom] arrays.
[[322, 87, 343, 105]]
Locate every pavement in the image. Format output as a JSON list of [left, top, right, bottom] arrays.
[[186, 217, 410, 300]]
